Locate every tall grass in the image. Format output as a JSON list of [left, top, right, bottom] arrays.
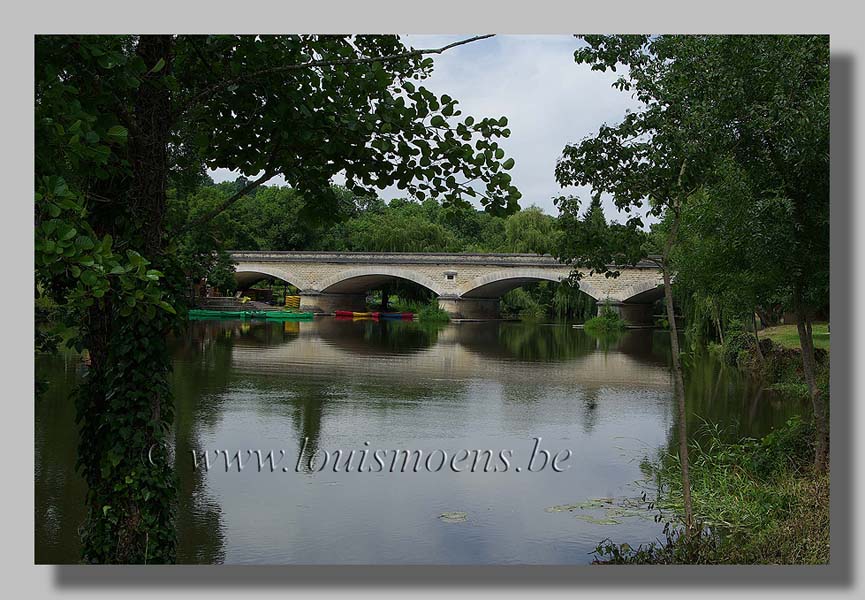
[[595, 416, 829, 564]]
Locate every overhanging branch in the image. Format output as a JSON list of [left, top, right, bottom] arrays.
[[179, 168, 275, 235], [181, 34, 495, 115]]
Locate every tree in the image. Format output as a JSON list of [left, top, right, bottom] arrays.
[[556, 193, 647, 280], [670, 158, 796, 354], [341, 204, 458, 252], [567, 35, 830, 473], [35, 34, 520, 563], [555, 35, 729, 533], [555, 35, 831, 544], [503, 205, 558, 254], [674, 36, 830, 471]]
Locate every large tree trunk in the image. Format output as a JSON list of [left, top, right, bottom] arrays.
[[661, 209, 695, 533], [752, 310, 764, 363], [794, 287, 829, 472], [714, 301, 724, 345], [78, 35, 178, 563], [662, 262, 694, 532]]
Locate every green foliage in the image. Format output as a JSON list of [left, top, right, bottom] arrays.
[[717, 330, 758, 368], [654, 418, 812, 531], [401, 298, 450, 323], [555, 193, 648, 282], [551, 282, 596, 322], [556, 34, 829, 330], [762, 324, 830, 351], [175, 183, 558, 257], [340, 203, 459, 252], [583, 303, 626, 334], [75, 299, 182, 563], [596, 416, 827, 564], [35, 180, 176, 328], [594, 524, 720, 565], [36, 34, 523, 564], [518, 303, 546, 322], [500, 287, 545, 320], [670, 158, 800, 338], [502, 205, 559, 254], [713, 329, 829, 394], [495, 280, 595, 322], [175, 35, 521, 216]]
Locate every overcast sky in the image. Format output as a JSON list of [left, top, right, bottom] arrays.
[[211, 34, 646, 222]]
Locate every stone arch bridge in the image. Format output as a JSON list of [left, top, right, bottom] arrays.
[[229, 251, 664, 322]]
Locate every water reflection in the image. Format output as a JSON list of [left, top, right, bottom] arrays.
[[35, 319, 808, 564], [34, 353, 87, 564]]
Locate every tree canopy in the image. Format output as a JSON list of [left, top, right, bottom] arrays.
[[35, 34, 524, 563]]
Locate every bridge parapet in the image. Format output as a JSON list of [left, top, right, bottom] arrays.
[[230, 250, 661, 269]]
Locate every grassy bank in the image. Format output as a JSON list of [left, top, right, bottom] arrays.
[[709, 329, 829, 401], [761, 323, 830, 351], [595, 417, 829, 564], [594, 326, 830, 565]]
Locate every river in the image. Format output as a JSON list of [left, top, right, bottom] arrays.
[[35, 319, 808, 564]]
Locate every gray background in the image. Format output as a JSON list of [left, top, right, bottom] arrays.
[[4, 0, 862, 597]]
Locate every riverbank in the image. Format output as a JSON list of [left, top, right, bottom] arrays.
[[761, 322, 830, 351], [595, 416, 829, 564], [594, 331, 830, 565]]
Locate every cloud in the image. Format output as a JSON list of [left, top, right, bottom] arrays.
[[398, 35, 647, 223], [212, 35, 650, 225]]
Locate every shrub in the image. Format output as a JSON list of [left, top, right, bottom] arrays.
[[519, 303, 546, 321], [584, 303, 627, 334], [593, 416, 827, 565], [501, 287, 547, 321], [412, 298, 450, 323]]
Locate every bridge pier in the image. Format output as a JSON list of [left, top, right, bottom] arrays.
[[599, 302, 655, 326], [299, 292, 367, 314], [438, 296, 500, 320]]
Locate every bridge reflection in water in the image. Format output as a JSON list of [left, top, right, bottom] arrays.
[[36, 319, 807, 564]]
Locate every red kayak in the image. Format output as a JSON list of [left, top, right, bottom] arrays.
[[334, 310, 374, 318], [334, 310, 414, 319]]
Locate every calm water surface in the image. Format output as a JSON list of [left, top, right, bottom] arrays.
[[35, 319, 807, 564]]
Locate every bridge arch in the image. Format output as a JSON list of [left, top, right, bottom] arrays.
[[459, 269, 602, 301], [234, 263, 313, 292], [619, 280, 664, 304], [317, 266, 445, 296]]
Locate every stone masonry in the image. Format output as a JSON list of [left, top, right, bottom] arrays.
[[229, 251, 664, 322]]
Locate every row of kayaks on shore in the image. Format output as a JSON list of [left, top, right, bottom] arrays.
[[334, 310, 414, 320], [188, 309, 314, 320]]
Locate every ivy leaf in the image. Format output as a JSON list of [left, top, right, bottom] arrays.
[[106, 125, 128, 143], [149, 58, 166, 74]]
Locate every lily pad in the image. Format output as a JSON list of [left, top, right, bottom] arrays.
[[606, 507, 648, 519], [545, 499, 612, 513], [573, 514, 621, 525], [545, 503, 583, 513], [439, 511, 468, 523]]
